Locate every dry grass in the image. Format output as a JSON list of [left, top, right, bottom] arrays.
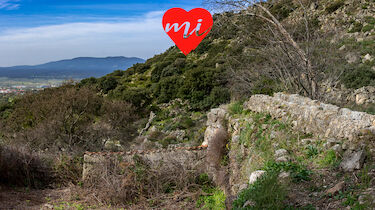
[[84, 155, 208, 207], [0, 145, 54, 188]]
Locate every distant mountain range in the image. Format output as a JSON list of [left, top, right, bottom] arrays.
[[0, 56, 145, 79]]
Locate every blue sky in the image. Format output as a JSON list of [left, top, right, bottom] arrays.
[[0, 0, 203, 66]]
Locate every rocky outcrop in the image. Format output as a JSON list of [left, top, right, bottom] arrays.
[[202, 108, 228, 147], [340, 149, 366, 172], [353, 86, 375, 105], [244, 93, 375, 143]]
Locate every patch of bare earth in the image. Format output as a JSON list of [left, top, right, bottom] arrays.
[[0, 185, 204, 209]]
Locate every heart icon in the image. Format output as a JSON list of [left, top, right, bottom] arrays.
[[163, 8, 213, 55]]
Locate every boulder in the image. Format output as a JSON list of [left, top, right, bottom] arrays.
[[363, 53, 374, 63], [275, 149, 288, 158], [340, 150, 366, 172], [202, 108, 228, 147], [249, 170, 266, 184], [358, 188, 375, 205], [345, 52, 359, 64]]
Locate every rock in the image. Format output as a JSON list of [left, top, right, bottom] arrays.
[[149, 126, 157, 133], [301, 138, 315, 145], [310, 2, 318, 10], [278, 171, 290, 179], [243, 200, 255, 208], [345, 52, 359, 64], [339, 45, 346, 51], [238, 184, 248, 192], [326, 181, 345, 195], [331, 144, 343, 153], [245, 92, 375, 146], [104, 140, 122, 150], [202, 108, 228, 147], [275, 149, 288, 158], [363, 53, 374, 63], [202, 126, 227, 147], [324, 138, 340, 149], [356, 94, 369, 105], [276, 156, 289, 162], [353, 86, 375, 105], [340, 150, 366, 172], [139, 111, 156, 136], [232, 135, 240, 143], [167, 129, 186, 141], [249, 170, 266, 184], [270, 130, 277, 139], [358, 188, 375, 205], [43, 204, 54, 209], [357, 37, 364, 42]]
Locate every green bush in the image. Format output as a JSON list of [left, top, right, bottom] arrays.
[[319, 150, 338, 167], [269, 0, 296, 20], [263, 161, 312, 182], [232, 172, 287, 209], [325, 0, 345, 13], [159, 136, 178, 148], [197, 188, 226, 210], [349, 22, 363, 33], [365, 16, 375, 25], [305, 145, 319, 158], [228, 101, 244, 115], [98, 76, 118, 93], [362, 24, 374, 33], [178, 117, 195, 129], [342, 65, 375, 89]]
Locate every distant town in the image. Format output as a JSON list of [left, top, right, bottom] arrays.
[[0, 78, 67, 98], [0, 84, 60, 94]]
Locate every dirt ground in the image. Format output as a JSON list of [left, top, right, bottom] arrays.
[[0, 186, 200, 210], [0, 186, 70, 209]]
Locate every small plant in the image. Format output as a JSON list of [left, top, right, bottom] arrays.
[[325, 0, 345, 13], [305, 145, 319, 158], [348, 22, 364, 33], [232, 172, 287, 209], [263, 161, 312, 182], [365, 16, 375, 25], [318, 150, 339, 167], [362, 24, 374, 33], [228, 101, 244, 115], [178, 117, 195, 129], [197, 188, 226, 210], [159, 136, 178, 148]]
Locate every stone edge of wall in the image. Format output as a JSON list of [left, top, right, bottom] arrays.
[[244, 92, 375, 142]]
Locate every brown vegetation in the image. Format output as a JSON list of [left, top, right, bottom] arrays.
[[0, 83, 139, 153], [84, 155, 210, 207]]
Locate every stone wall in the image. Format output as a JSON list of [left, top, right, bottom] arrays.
[[244, 93, 375, 142]]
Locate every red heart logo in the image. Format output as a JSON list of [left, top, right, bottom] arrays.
[[163, 8, 213, 55]]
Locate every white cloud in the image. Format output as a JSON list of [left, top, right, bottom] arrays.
[[0, 0, 20, 10], [0, 11, 174, 66]]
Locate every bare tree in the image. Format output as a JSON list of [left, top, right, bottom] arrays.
[[205, 0, 322, 99]]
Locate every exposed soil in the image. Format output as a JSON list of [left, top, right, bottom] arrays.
[[0, 186, 70, 210], [0, 185, 201, 210]]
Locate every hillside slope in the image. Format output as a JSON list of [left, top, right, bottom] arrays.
[[0, 0, 374, 209]]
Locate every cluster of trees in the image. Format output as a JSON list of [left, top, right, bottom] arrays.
[[0, 83, 138, 153]]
